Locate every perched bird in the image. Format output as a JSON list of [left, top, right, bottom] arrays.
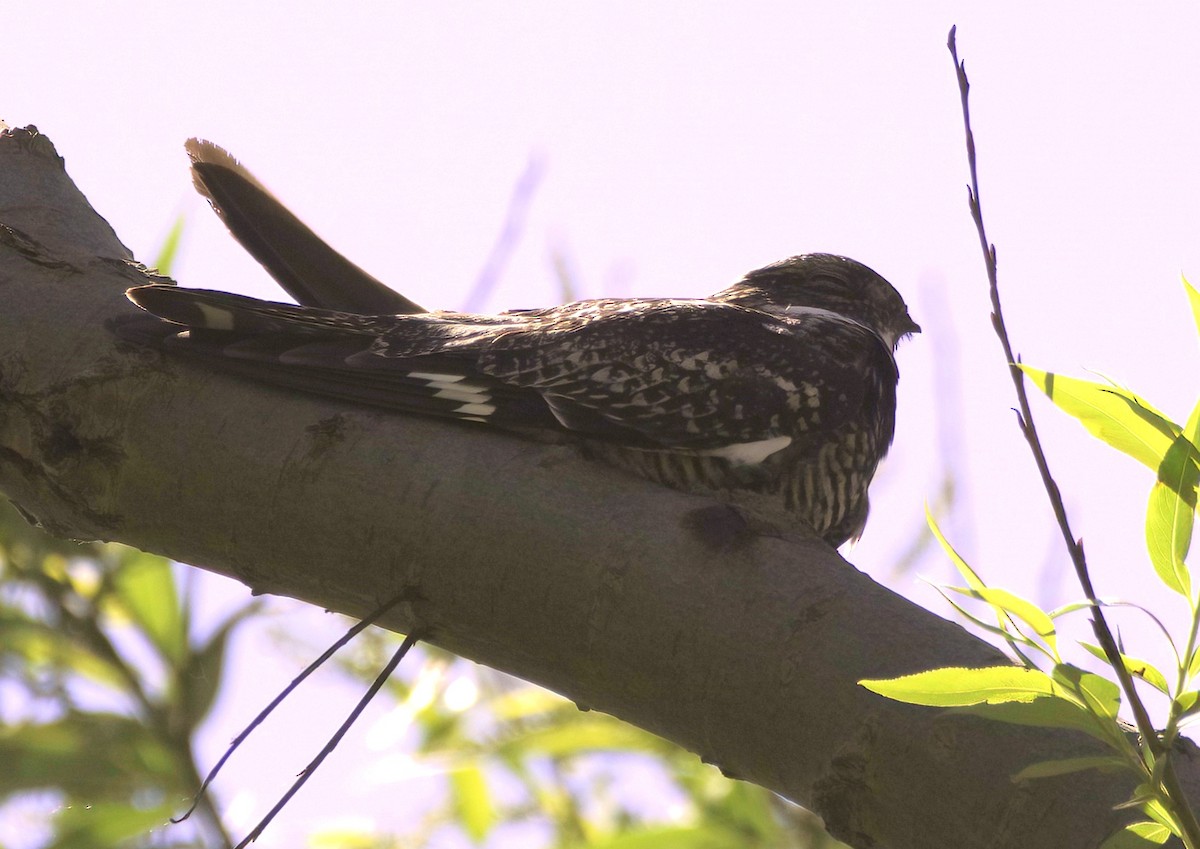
[[124, 141, 919, 547]]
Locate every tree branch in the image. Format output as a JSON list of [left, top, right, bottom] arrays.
[[0, 126, 1190, 849]]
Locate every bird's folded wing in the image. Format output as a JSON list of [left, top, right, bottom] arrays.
[[125, 284, 880, 452]]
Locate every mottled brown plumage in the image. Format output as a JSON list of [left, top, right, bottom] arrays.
[[122, 141, 919, 546]]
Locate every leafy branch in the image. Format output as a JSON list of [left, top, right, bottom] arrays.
[[863, 26, 1200, 849]]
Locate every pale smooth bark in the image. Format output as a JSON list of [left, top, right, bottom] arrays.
[[0, 126, 1187, 848]]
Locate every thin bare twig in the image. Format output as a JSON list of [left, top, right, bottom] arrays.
[[946, 25, 1200, 845], [234, 630, 423, 848], [463, 154, 547, 312], [173, 592, 411, 824]]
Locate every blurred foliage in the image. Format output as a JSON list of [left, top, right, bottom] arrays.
[[864, 278, 1200, 849], [0, 499, 255, 848], [0, 492, 847, 849], [152, 215, 186, 278], [308, 626, 848, 849]]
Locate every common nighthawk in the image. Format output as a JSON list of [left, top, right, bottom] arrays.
[[123, 141, 919, 547]]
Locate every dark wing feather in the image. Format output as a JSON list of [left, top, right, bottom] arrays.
[[124, 285, 888, 452], [124, 285, 562, 429], [472, 300, 884, 450]]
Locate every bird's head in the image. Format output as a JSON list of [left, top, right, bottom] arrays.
[[712, 253, 920, 350]]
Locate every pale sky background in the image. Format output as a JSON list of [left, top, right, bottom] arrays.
[[7, 3, 1200, 846]]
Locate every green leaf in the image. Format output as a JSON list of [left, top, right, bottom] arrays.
[[450, 764, 496, 843], [0, 614, 126, 691], [488, 713, 670, 761], [946, 585, 1056, 654], [490, 686, 577, 722], [582, 825, 746, 849], [1186, 394, 1200, 456], [1053, 664, 1122, 719], [1098, 821, 1173, 848], [1080, 643, 1170, 694], [1018, 365, 1180, 471], [1138, 790, 1183, 835], [109, 551, 185, 666], [152, 214, 186, 276], [175, 601, 260, 731], [1145, 426, 1199, 598], [1175, 691, 1200, 718], [51, 801, 176, 849], [860, 666, 1060, 707], [1048, 599, 1097, 619], [933, 588, 1037, 655], [0, 714, 179, 798], [308, 827, 380, 849], [1012, 755, 1127, 781], [1184, 274, 1200, 344], [700, 779, 778, 838], [925, 511, 1049, 661], [954, 699, 1109, 743], [926, 506, 986, 591]]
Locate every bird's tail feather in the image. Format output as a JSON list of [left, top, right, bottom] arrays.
[[186, 139, 425, 316]]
